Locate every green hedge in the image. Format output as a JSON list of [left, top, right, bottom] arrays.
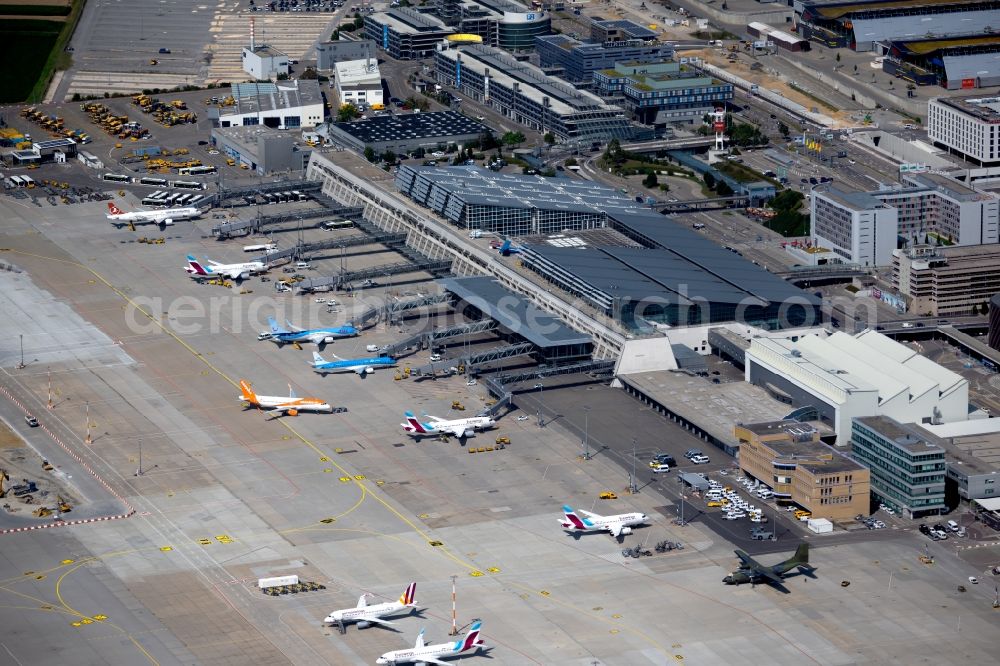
[[0, 4, 71, 15]]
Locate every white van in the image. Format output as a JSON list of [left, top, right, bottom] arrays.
[[366, 344, 380, 352], [946, 519, 960, 532], [295, 261, 311, 269]]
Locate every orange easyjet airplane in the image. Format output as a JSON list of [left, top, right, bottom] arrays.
[[239, 380, 332, 416]]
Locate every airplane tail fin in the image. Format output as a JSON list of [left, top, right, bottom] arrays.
[[107, 202, 124, 215], [239, 380, 257, 404], [404, 411, 429, 434], [562, 505, 588, 530], [186, 255, 210, 275], [454, 620, 483, 652], [311, 351, 327, 366], [398, 582, 416, 606], [414, 628, 425, 649], [793, 543, 809, 565], [267, 316, 286, 334], [288, 384, 297, 399]]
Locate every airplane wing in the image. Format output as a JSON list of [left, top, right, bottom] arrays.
[[207, 259, 223, 266], [757, 567, 784, 585], [267, 406, 290, 416], [417, 658, 449, 666], [734, 550, 759, 570], [306, 332, 331, 345], [447, 425, 469, 438], [607, 523, 624, 538], [362, 616, 396, 627]]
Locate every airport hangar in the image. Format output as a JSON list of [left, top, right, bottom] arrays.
[[883, 34, 1000, 89], [394, 164, 822, 332], [797, 0, 1000, 52], [324, 111, 491, 155], [212, 81, 325, 130]]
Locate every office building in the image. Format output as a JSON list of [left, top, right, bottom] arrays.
[[929, 95, 1000, 166], [434, 44, 634, 141], [433, 0, 550, 50], [919, 419, 1000, 502], [746, 330, 969, 445], [798, 0, 1000, 52], [810, 187, 897, 266], [851, 416, 947, 518], [536, 34, 673, 84], [365, 8, 455, 60], [592, 61, 733, 125], [216, 81, 325, 130], [334, 58, 384, 109], [811, 174, 1000, 266], [893, 244, 1000, 317], [326, 111, 488, 154], [316, 40, 377, 71], [736, 420, 870, 521], [589, 19, 658, 44], [211, 126, 309, 174]]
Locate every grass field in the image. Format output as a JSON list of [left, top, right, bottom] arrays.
[[0, 4, 70, 15], [0, 19, 62, 102]]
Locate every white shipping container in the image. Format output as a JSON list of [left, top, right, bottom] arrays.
[[806, 518, 833, 534], [258, 575, 299, 589]]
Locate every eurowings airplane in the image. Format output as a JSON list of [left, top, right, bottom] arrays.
[[323, 582, 417, 629], [401, 411, 496, 440], [106, 201, 199, 227], [238, 380, 332, 416], [185, 255, 265, 281], [267, 316, 358, 347], [559, 504, 648, 539], [310, 351, 397, 376], [376, 620, 485, 665]]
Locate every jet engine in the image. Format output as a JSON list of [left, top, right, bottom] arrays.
[[619, 526, 633, 535]]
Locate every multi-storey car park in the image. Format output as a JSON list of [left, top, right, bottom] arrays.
[[434, 44, 638, 142], [797, 0, 1000, 52]]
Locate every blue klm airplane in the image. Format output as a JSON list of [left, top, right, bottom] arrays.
[[310, 351, 397, 376]]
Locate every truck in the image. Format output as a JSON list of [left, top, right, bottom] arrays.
[[243, 243, 277, 252]]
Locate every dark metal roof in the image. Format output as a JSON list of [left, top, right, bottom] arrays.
[[331, 112, 488, 144], [438, 276, 592, 348]]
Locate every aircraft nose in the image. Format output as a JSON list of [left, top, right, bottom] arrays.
[[722, 576, 732, 584]]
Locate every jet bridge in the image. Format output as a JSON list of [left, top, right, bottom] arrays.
[[212, 180, 321, 205], [255, 231, 407, 263], [409, 342, 535, 377], [294, 258, 453, 293], [211, 205, 364, 238], [355, 292, 453, 330]]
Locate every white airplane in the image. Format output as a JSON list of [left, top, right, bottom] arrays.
[[323, 582, 417, 629], [106, 201, 199, 227], [186, 255, 266, 281], [401, 411, 496, 441], [238, 380, 333, 416], [376, 620, 485, 666], [559, 504, 648, 539]]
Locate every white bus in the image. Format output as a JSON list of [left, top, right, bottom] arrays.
[[10, 175, 26, 187], [178, 165, 217, 176], [322, 219, 354, 230], [103, 173, 132, 183], [139, 176, 168, 186], [171, 180, 205, 190], [243, 242, 277, 253]]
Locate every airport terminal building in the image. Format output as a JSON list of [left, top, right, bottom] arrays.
[[434, 44, 635, 141]]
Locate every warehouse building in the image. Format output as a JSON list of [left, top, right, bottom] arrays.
[[746, 330, 969, 445], [326, 111, 489, 154], [365, 8, 455, 60], [736, 420, 870, 520], [536, 33, 674, 84], [434, 44, 635, 141], [316, 40, 377, 71], [928, 95, 1000, 165], [334, 58, 384, 109], [216, 81, 325, 130], [892, 244, 1000, 316], [746, 22, 810, 52], [851, 416, 947, 518], [592, 61, 733, 125], [883, 34, 1000, 89], [811, 174, 1000, 266], [798, 0, 1000, 52], [211, 126, 310, 174]]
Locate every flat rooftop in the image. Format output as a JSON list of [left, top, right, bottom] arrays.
[[918, 419, 1000, 474], [934, 94, 1000, 123], [334, 58, 380, 85], [438, 44, 622, 116], [621, 371, 830, 449], [854, 415, 946, 454], [246, 44, 286, 58], [592, 19, 659, 40], [438, 276, 592, 348], [331, 112, 488, 144], [742, 419, 820, 438], [372, 8, 453, 34], [226, 80, 322, 116], [803, 0, 987, 20], [814, 185, 886, 211]]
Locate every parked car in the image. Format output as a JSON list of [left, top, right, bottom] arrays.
[[684, 449, 702, 459], [651, 463, 671, 473], [25, 415, 39, 427], [690, 455, 710, 464]]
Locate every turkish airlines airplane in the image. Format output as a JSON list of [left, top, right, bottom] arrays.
[[323, 582, 417, 629], [186, 255, 266, 281], [376, 620, 485, 666], [238, 380, 332, 416], [559, 504, 648, 539], [106, 201, 199, 227], [401, 411, 495, 441]]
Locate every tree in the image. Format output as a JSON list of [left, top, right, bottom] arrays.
[[980, 302, 990, 315], [643, 172, 658, 188], [364, 146, 376, 163], [703, 172, 716, 190], [331, 30, 340, 40], [353, 15, 364, 30], [382, 150, 397, 164], [715, 180, 734, 197], [501, 131, 526, 147], [564, 157, 578, 167], [300, 68, 319, 80], [543, 131, 556, 145], [479, 132, 499, 151], [337, 103, 360, 122], [777, 121, 790, 138]]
